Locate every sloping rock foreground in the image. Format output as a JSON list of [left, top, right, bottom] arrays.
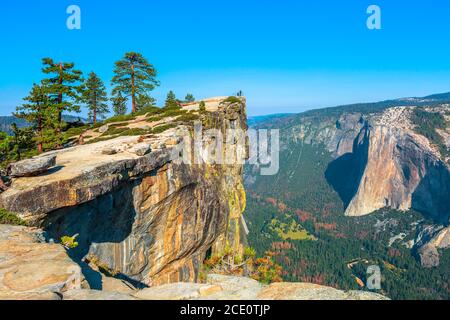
[[0, 225, 388, 300]]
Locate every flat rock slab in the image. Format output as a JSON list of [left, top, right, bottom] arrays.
[[8, 155, 56, 177], [256, 282, 389, 300], [202, 274, 263, 300], [63, 289, 137, 300], [0, 291, 62, 300], [133, 283, 211, 300], [206, 274, 262, 292]]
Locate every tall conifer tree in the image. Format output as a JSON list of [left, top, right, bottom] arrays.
[[14, 84, 52, 153], [111, 92, 127, 116], [41, 58, 83, 146], [111, 52, 159, 113], [80, 72, 109, 124]]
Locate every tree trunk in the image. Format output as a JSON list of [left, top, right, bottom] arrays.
[[93, 92, 97, 124], [56, 63, 63, 149], [131, 64, 136, 113], [58, 63, 63, 123], [37, 115, 43, 153]]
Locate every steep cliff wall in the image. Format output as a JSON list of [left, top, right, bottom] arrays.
[[271, 106, 450, 224], [344, 107, 450, 223], [0, 97, 248, 286]]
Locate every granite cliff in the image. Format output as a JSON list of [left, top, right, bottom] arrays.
[[0, 97, 248, 286]]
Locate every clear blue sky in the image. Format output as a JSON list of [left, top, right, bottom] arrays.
[[1, 0, 450, 116]]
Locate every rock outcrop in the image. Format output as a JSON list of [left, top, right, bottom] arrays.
[[413, 225, 450, 267], [7, 154, 56, 177], [0, 97, 248, 287], [0, 225, 82, 300]]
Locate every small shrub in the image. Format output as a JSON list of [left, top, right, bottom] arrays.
[[221, 96, 243, 105], [119, 128, 152, 136], [0, 208, 27, 226], [86, 254, 119, 277], [61, 234, 79, 249], [147, 115, 164, 122], [250, 251, 283, 284], [162, 108, 187, 118], [64, 125, 89, 137], [244, 247, 257, 259], [175, 113, 200, 123], [152, 123, 177, 134], [92, 121, 104, 129], [104, 114, 136, 124], [199, 101, 206, 112], [201, 247, 282, 284], [86, 136, 119, 144], [133, 106, 163, 117], [103, 126, 129, 136]]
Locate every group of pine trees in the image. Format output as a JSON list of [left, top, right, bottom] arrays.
[[10, 52, 197, 158], [14, 52, 159, 153]]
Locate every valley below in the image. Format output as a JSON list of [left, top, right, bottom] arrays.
[[244, 95, 450, 300]]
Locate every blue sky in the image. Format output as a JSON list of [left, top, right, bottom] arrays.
[[0, 0, 450, 116]]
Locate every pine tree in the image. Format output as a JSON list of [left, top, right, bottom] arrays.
[[185, 93, 195, 103], [41, 58, 83, 146], [136, 94, 156, 112], [111, 52, 159, 113], [14, 84, 51, 153], [80, 72, 109, 124], [164, 91, 179, 109], [111, 92, 127, 116], [10, 123, 35, 161]]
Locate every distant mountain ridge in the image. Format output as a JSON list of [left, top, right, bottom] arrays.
[[249, 91, 450, 128], [300, 91, 450, 118], [0, 115, 86, 134]]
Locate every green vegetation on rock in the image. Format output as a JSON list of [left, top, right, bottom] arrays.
[[411, 108, 449, 161], [0, 208, 27, 226]]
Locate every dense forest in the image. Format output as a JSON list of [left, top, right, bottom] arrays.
[[411, 108, 449, 162]]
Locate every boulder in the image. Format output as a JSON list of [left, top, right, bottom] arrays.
[[8, 155, 56, 177], [98, 124, 109, 134], [128, 143, 152, 156], [101, 276, 136, 294], [101, 147, 118, 155]]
